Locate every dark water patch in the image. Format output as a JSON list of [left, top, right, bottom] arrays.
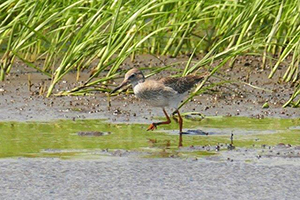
[[184, 130, 209, 135], [165, 128, 280, 136], [77, 131, 111, 136]]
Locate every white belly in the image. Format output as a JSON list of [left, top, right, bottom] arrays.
[[133, 82, 187, 109]]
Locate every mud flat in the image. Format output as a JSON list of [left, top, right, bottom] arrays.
[[0, 55, 298, 122], [0, 156, 300, 200]]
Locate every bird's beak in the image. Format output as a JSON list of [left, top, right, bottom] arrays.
[[111, 80, 128, 94]]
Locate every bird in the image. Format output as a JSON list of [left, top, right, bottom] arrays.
[[111, 68, 207, 147]]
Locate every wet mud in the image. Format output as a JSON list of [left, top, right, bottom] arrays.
[[0, 55, 298, 123]]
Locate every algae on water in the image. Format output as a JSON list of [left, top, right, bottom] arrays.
[[0, 117, 299, 159]]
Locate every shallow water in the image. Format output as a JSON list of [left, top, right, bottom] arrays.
[[0, 117, 299, 159]]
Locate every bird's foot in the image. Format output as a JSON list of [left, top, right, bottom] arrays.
[[147, 123, 157, 131]]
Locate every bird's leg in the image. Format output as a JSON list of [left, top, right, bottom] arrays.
[[176, 110, 183, 147], [147, 108, 171, 131]]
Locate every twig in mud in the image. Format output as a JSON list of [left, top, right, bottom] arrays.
[[107, 93, 111, 111], [39, 81, 47, 96], [228, 132, 235, 150], [27, 74, 33, 92]]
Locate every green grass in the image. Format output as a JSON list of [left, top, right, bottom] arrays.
[[0, 0, 299, 106]]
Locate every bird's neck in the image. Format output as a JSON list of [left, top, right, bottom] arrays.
[[131, 79, 145, 90]]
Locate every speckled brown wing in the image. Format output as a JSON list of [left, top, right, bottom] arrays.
[[158, 75, 205, 94]]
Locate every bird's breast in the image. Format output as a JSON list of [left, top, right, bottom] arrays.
[[132, 81, 179, 108], [133, 81, 158, 100]]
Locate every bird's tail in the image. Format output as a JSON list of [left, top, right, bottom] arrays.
[[192, 71, 210, 83]]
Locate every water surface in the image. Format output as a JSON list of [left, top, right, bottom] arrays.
[[0, 117, 299, 159]]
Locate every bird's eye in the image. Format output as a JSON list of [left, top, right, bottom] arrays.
[[128, 74, 135, 79]]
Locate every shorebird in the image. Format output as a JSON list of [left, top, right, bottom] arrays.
[[111, 68, 207, 147]]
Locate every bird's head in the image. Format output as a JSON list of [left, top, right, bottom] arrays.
[[111, 68, 145, 93]]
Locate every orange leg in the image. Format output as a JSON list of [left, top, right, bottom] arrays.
[[147, 108, 171, 131], [176, 110, 183, 147]]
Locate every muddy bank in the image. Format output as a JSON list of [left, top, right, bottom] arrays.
[[0, 55, 298, 122]]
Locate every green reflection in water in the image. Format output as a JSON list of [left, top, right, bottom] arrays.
[[0, 117, 299, 159]]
